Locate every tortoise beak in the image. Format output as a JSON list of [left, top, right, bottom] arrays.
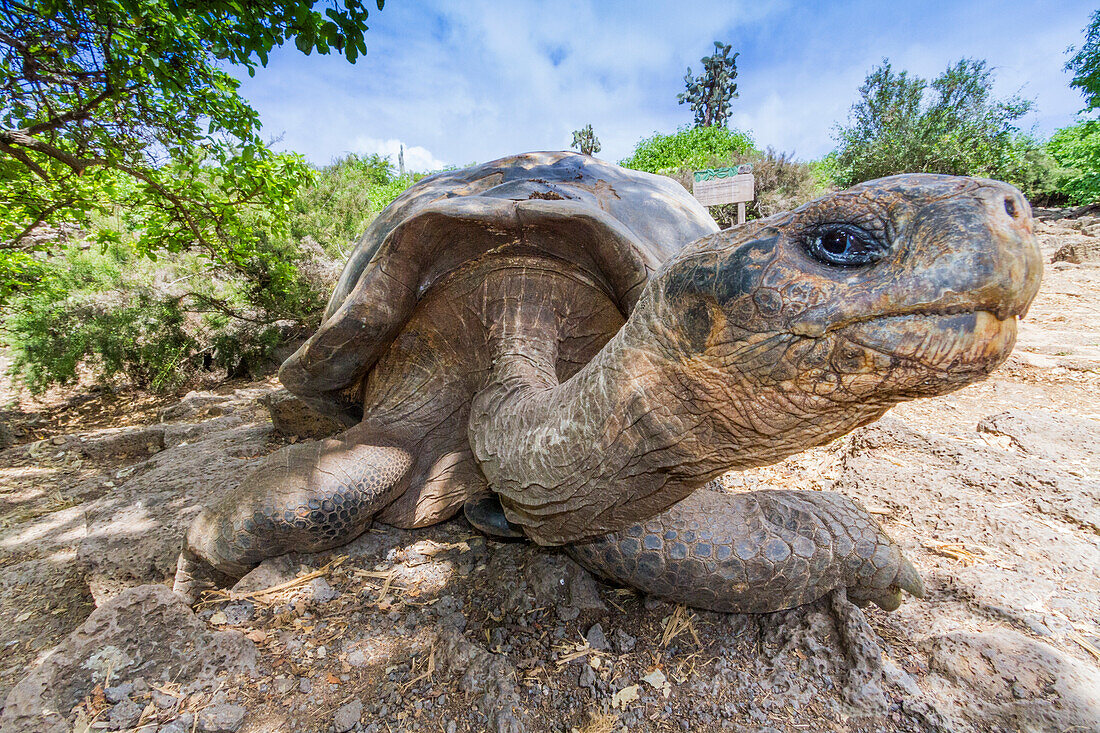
[[974, 179, 1041, 320]]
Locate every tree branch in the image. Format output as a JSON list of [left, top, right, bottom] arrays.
[[0, 139, 50, 179], [3, 195, 78, 248]]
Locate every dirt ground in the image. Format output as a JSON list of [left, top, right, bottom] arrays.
[[0, 210, 1097, 733]]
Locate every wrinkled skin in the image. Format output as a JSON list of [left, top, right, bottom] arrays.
[[175, 152, 1041, 614]]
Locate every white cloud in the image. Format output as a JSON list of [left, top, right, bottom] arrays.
[[352, 136, 448, 172], [237, 0, 1097, 167]]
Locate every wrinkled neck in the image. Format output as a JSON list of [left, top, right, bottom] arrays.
[[468, 294, 897, 546], [470, 310, 676, 545]]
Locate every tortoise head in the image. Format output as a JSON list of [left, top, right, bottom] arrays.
[[651, 174, 1042, 411]]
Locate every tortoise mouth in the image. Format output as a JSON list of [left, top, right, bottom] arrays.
[[840, 310, 1018, 374]]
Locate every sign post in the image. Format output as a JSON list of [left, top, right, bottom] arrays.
[[692, 165, 754, 225]]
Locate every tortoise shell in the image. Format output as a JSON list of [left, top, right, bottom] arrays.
[[280, 151, 719, 421]]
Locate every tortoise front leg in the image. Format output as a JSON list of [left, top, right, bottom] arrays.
[[567, 487, 924, 613], [173, 424, 415, 601]]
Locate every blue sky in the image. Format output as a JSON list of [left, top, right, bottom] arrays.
[[236, 0, 1097, 171]]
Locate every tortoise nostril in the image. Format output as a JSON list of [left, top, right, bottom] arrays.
[[1004, 196, 1018, 219]]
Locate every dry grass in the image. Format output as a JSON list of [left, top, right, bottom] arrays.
[[197, 556, 347, 608], [922, 542, 989, 565], [578, 711, 618, 733], [660, 604, 701, 648]]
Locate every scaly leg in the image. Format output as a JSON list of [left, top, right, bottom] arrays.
[[568, 486, 924, 613], [173, 424, 414, 601]]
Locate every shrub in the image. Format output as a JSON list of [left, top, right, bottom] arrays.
[[0, 149, 434, 394], [1047, 120, 1100, 205], [662, 148, 826, 227], [619, 126, 754, 174], [4, 244, 198, 393], [289, 154, 412, 257]]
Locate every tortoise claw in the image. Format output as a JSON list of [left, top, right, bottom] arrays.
[[172, 545, 226, 605], [853, 556, 925, 611], [895, 556, 926, 599]]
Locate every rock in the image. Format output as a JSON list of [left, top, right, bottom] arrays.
[[158, 713, 194, 733], [273, 677, 295, 694], [107, 699, 143, 730], [308, 576, 337, 603], [828, 590, 886, 715], [159, 391, 235, 421], [0, 585, 256, 733], [1052, 237, 1100, 264], [333, 699, 363, 733], [585, 623, 609, 651], [836, 416, 1100, 631], [613, 628, 636, 654], [924, 629, 1100, 731], [162, 415, 246, 448], [231, 555, 301, 595], [435, 628, 530, 730], [261, 388, 345, 439], [77, 422, 273, 602], [152, 690, 179, 710], [298, 677, 312, 694], [196, 703, 246, 732], [104, 681, 133, 704], [76, 424, 167, 459], [524, 553, 606, 619], [221, 601, 254, 625], [577, 663, 597, 688]]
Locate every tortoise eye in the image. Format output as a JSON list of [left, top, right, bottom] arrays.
[[804, 225, 888, 267]]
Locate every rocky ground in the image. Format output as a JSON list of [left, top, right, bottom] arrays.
[[0, 210, 1098, 733]]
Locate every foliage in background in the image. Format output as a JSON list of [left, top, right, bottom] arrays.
[[0, 0, 391, 393], [1, 152, 417, 394], [664, 149, 824, 227], [830, 59, 1040, 191], [571, 124, 602, 156], [1066, 9, 1100, 114], [619, 126, 753, 174], [0, 0, 382, 306], [678, 41, 739, 128], [622, 127, 822, 227], [1046, 121, 1100, 205], [289, 153, 410, 257]]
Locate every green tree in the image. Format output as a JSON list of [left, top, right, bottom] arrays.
[[1, 150, 422, 394], [571, 124, 601, 156], [831, 58, 1036, 187], [0, 0, 383, 304], [1066, 9, 1100, 113], [1047, 120, 1100, 204], [678, 41, 739, 128]]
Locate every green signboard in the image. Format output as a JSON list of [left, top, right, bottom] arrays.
[[693, 165, 752, 182]]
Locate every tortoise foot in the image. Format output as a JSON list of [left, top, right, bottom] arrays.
[[568, 486, 925, 614], [180, 426, 416, 583]]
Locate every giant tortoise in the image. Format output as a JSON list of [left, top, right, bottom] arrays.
[[174, 151, 1041, 613]]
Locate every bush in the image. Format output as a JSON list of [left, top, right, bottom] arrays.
[[289, 154, 411, 257], [4, 244, 198, 393], [1047, 120, 1100, 205], [619, 126, 754, 174], [662, 148, 826, 227], [622, 128, 825, 227], [831, 59, 1040, 190], [1, 149, 430, 394]]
